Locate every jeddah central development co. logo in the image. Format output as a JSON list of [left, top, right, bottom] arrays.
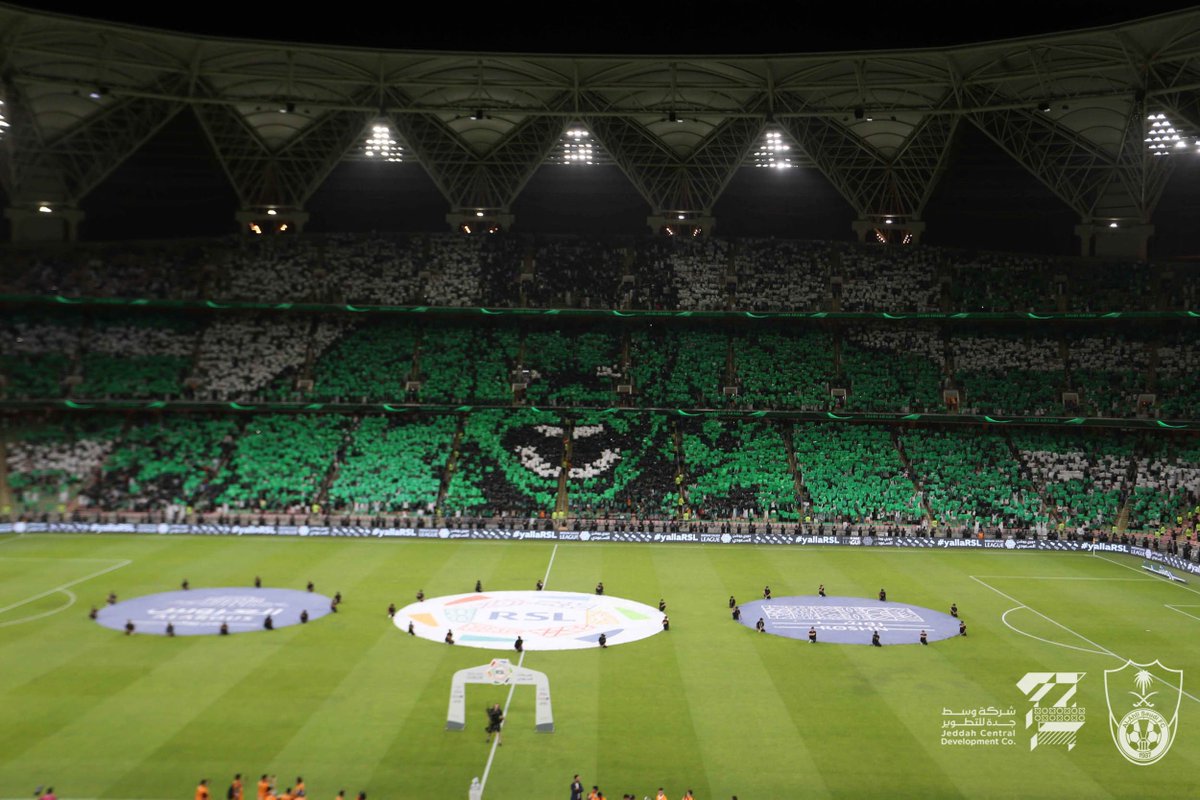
[[394, 591, 665, 651], [1105, 660, 1183, 765]]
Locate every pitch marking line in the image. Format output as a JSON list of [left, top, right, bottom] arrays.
[[972, 575, 1150, 581], [1092, 552, 1200, 599], [478, 543, 557, 799], [1166, 605, 1200, 623], [1000, 607, 1110, 657], [0, 559, 132, 618], [0, 589, 76, 628], [0, 533, 24, 546], [972, 574, 1200, 707]]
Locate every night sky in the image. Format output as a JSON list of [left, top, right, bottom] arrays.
[[12, 1, 1200, 257]]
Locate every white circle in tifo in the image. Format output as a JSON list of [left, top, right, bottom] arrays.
[[395, 591, 665, 650]]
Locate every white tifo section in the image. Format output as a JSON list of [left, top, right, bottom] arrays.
[[395, 589, 664, 651]]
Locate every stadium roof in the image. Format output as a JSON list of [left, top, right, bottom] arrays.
[[2, 2, 1200, 233]]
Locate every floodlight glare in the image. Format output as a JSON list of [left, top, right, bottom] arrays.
[[266, 209, 277, 216], [37, 205, 52, 213], [1109, 222, 1119, 228], [476, 211, 485, 217]]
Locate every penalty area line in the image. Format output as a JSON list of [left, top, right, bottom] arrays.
[[1165, 605, 1200, 623], [1091, 552, 1200, 600], [972, 574, 1200, 707], [0, 559, 132, 617], [477, 543, 557, 798]]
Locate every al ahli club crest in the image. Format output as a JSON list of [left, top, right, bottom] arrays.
[[1104, 659, 1183, 765]]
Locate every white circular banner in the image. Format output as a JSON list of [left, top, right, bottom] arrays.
[[394, 591, 665, 650]]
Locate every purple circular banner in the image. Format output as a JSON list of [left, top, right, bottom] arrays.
[[95, 588, 332, 636], [737, 595, 962, 645]]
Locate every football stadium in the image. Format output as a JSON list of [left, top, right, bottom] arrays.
[[2, 3, 1200, 798]]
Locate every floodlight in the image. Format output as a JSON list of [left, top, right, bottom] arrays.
[[266, 208, 277, 216], [1038, 100, 1051, 112], [476, 211, 485, 217], [37, 205, 52, 213], [1109, 222, 1118, 228]]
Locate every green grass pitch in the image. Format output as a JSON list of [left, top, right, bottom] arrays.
[[1, 532, 1197, 799]]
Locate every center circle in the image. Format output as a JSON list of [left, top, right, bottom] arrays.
[[394, 591, 665, 650]]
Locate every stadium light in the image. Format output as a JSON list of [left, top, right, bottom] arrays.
[[476, 210, 485, 217], [363, 122, 403, 162], [1146, 112, 1192, 156], [266, 208, 277, 216], [752, 130, 793, 169], [557, 127, 598, 166], [1109, 222, 1119, 228], [1038, 100, 1052, 112], [88, 87, 109, 100], [280, 101, 296, 114], [279, 223, 289, 232], [470, 109, 484, 120], [37, 205, 52, 213]]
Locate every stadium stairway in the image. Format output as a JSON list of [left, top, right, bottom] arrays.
[[892, 428, 935, 522], [315, 415, 363, 509], [434, 418, 466, 513], [779, 422, 813, 511], [0, 435, 11, 510], [556, 418, 571, 526]]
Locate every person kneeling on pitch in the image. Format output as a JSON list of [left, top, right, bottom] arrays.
[[808, 626, 817, 643], [514, 635, 524, 653], [919, 629, 928, 645], [871, 630, 881, 647], [959, 619, 967, 636]]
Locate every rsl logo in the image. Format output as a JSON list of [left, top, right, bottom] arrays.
[[1104, 660, 1183, 765]]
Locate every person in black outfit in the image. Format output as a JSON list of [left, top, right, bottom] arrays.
[[334, 592, 342, 604], [595, 582, 604, 596], [728, 595, 736, 609], [88, 606, 98, 620], [598, 632, 607, 648], [732, 605, 741, 621], [307, 581, 315, 592], [475, 580, 483, 593], [755, 617, 765, 632], [871, 630, 881, 647], [254, 576, 262, 588], [219, 622, 229, 635], [407, 621, 415, 635], [514, 635, 524, 653], [570, 775, 584, 800], [818, 584, 826, 597], [658, 598, 666, 612], [879, 588, 887, 602], [181, 579, 189, 591], [264, 615, 274, 631], [445, 629, 455, 644], [808, 626, 817, 643], [919, 630, 928, 645], [661, 615, 670, 632], [950, 603, 958, 618], [416, 589, 425, 602], [536, 579, 544, 591], [959, 620, 967, 636], [485, 703, 504, 745], [763, 585, 772, 600], [387, 603, 396, 618], [300, 610, 309, 624], [166, 622, 175, 637]]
